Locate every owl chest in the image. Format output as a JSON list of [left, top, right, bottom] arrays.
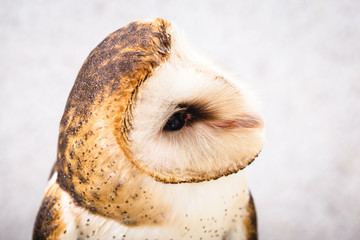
[[67, 172, 250, 240], [123, 172, 251, 239]]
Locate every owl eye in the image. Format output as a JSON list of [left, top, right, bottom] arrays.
[[163, 111, 186, 131]]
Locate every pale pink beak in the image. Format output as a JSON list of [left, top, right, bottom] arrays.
[[209, 114, 264, 129]]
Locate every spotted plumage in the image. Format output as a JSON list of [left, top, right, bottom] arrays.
[[33, 18, 264, 240]]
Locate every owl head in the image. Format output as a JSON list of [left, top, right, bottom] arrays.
[[123, 19, 264, 183], [55, 18, 263, 190]]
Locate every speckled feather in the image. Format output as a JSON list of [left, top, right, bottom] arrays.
[[33, 18, 263, 240]]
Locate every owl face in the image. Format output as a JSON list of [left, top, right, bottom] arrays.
[[128, 29, 264, 183], [55, 18, 263, 194]]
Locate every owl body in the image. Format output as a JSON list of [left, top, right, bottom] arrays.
[[33, 18, 263, 240], [39, 170, 252, 240]]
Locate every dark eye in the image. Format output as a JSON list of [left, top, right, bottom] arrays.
[[163, 111, 186, 131]]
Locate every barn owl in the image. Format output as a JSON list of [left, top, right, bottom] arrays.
[[33, 18, 264, 240]]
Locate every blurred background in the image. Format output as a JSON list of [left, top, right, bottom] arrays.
[[1, 0, 359, 239]]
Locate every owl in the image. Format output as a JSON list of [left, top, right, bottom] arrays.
[[33, 18, 264, 240]]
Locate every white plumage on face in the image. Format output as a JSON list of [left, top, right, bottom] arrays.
[[33, 18, 263, 240], [130, 29, 264, 183]]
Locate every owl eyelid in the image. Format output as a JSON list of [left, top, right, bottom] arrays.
[[165, 105, 207, 129]]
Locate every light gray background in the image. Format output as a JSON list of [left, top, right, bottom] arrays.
[[1, 0, 359, 239]]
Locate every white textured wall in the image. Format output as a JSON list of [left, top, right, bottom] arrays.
[[1, 0, 359, 239]]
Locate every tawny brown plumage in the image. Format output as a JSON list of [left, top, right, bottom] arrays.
[[33, 18, 263, 240]]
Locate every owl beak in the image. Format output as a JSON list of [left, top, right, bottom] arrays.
[[209, 114, 264, 129]]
